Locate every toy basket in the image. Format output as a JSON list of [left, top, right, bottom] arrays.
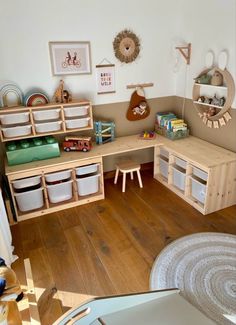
[[165, 129, 189, 140], [155, 124, 189, 140]]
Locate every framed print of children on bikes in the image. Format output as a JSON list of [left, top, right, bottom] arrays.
[[49, 41, 91, 75]]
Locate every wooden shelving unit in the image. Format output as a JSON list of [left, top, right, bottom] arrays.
[[4, 134, 236, 221], [192, 67, 235, 125], [7, 156, 104, 222], [0, 100, 93, 142], [154, 142, 236, 215]]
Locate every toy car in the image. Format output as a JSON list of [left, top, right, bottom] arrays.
[[63, 136, 92, 152]]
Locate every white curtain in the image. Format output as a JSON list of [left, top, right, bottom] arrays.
[[0, 189, 18, 266]]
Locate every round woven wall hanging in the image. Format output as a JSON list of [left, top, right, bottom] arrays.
[[113, 29, 140, 63]]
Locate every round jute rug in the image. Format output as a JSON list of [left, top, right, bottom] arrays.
[[150, 232, 236, 325]]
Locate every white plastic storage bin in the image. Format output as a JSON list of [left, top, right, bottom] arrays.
[[159, 157, 169, 179], [64, 105, 89, 118], [0, 112, 29, 125], [14, 187, 44, 212], [172, 165, 186, 191], [35, 121, 62, 133], [160, 147, 169, 159], [190, 176, 207, 204], [76, 174, 100, 196], [12, 176, 41, 190], [1, 125, 32, 138], [175, 157, 187, 169], [192, 166, 208, 181], [76, 164, 99, 176], [45, 169, 72, 183], [33, 109, 60, 121], [46, 180, 73, 203], [65, 117, 90, 129]]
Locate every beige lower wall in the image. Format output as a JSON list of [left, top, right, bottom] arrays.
[[93, 96, 175, 171], [1, 95, 235, 175], [174, 97, 236, 153]]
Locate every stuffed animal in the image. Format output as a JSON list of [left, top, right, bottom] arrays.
[[211, 71, 223, 86], [194, 73, 211, 84]]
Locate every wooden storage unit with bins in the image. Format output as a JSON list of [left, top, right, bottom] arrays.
[[0, 100, 93, 141], [7, 156, 104, 222], [4, 134, 236, 221], [154, 137, 236, 215]]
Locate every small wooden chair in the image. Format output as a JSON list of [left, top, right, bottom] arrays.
[[114, 160, 143, 192]]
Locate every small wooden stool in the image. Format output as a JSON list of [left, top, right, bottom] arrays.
[[114, 160, 143, 192]]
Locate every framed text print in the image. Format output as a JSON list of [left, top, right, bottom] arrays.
[[49, 41, 91, 76], [96, 64, 115, 94]]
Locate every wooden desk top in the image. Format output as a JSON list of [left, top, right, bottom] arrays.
[[5, 134, 236, 176]]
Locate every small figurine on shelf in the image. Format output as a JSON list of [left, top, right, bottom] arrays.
[[211, 71, 223, 86], [203, 107, 216, 118], [211, 94, 225, 107], [63, 90, 72, 103], [204, 96, 213, 105], [53, 80, 72, 103], [220, 96, 226, 107], [194, 73, 211, 84], [197, 96, 205, 103]]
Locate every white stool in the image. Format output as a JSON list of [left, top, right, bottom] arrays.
[[114, 160, 143, 192]]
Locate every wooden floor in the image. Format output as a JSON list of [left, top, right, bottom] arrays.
[[11, 169, 236, 324]]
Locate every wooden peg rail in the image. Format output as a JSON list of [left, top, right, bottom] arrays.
[[126, 82, 154, 89], [176, 43, 191, 65]]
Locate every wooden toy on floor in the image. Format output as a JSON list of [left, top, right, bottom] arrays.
[[94, 121, 115, 144]]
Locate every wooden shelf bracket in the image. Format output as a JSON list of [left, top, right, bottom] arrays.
[[126, 82, 154, 89], [175, 43, 191, 65]]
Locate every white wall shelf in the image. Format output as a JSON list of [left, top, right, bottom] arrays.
[[193, 101, 223, 109], [194, 83, 227, 90], [192, 68, 235, 124]]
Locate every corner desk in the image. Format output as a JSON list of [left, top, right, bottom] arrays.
[[5, 134, 236, 222]]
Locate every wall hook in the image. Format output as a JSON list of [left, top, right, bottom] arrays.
[[175, 43, 191, 65]]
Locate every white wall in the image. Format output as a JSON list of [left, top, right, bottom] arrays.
[[1, 0, 235, 107], [174, 0, 236, 108], [0, 0, 180, 105]]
